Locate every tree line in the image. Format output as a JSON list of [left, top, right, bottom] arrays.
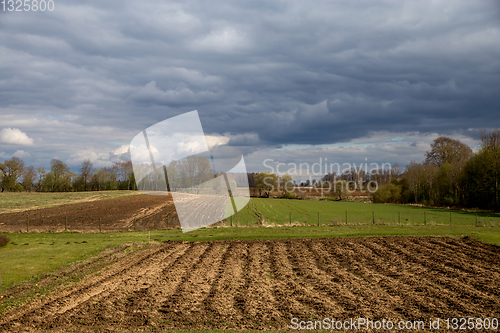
[[0, 155, 243, 194], [373, 130, 500, 211], [0, 158, 136, 193]]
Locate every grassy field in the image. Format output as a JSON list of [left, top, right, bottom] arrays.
[[0, 190, 140, 214], [230, 198, 500, 227]]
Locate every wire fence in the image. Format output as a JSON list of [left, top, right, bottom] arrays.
[[1, 214, 179, 233], [2, 209, 500, 233], [226, 209, 500, 228]]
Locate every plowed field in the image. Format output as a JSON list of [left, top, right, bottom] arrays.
[[1, 237, 499, 332], [0, 195, 179, 233]]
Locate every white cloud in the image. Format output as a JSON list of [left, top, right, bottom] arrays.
[[112, 144, 130, 156], [205, 134, 230, 149], [66, 150, 110, 168], [0, 128, 34, 145], [12, 150, 30, 158], [66, 145, 136, 169]]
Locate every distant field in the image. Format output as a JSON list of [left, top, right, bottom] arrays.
[[231, 198, 500, 227], [0, 191, 140, 214], [2, 194, 500, 233], [3, 192, 499, 229]]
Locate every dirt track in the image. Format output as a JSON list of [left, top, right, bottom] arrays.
[[1, 236, 499, 332], [0, 195, 179, 232]]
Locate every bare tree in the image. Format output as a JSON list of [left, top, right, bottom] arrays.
[[79, 159, 94, 191], [279, 174, 293, 195], [425, 137, 473, 167], [404, 162, 424, 203], [35, 167, 46, 192], [22, 166, 37, 192], [391, 163, 404, 180], [425, 137, 473, 204], [111, 161, 135, 190]]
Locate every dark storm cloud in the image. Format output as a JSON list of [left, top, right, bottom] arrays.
[[0, 0, 499, 168]]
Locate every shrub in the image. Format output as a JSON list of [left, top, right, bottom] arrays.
[[283, 191, 301, 199], [0, 235, 10, 247], [372, 183, 402, 203], [440, 195, 455, 207]]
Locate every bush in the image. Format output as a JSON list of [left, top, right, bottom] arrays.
[[440, 195, 455, 207], [372, 183, 402, 203], [283, 191, 301, 199], [0, 235, 10, 247]]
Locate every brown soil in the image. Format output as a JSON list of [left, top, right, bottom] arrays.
[[0, 237, 499, 332], [0, 195, 179, 233]]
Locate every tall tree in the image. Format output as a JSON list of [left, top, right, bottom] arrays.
[[465, 130, 500, 210], [425, 137, 473, 204], [0, 157, 25, 192], [481, 129, 500, 209], [279, 174, 293, 194], [112, 161, 135, 190], [254, 172, 278, 197], [79, 159, 93, 191], [49, 159, 73, 192], [425, 137, 473, 167], [22, 166, 37, 192], [35, 167, 47, 192], [170, 156, 213, 192], [404, 162, 424, 203]]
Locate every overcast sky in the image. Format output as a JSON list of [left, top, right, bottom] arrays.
[[0, 0, 499, 177]]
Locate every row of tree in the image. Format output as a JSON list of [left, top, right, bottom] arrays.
[[0, 155, 243, 194], [374, 130, 500, 211], [0, 158, 137, 193]]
